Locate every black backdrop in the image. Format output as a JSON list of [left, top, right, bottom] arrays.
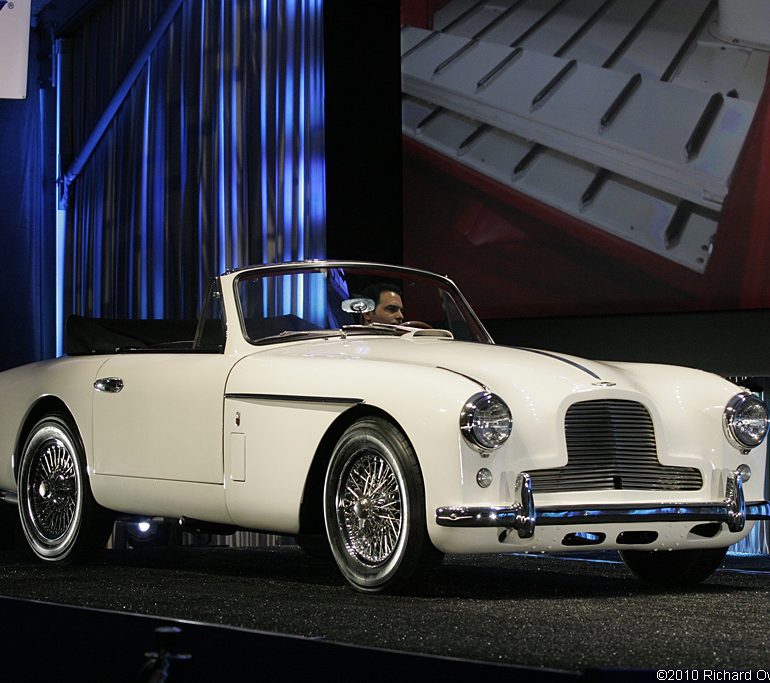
[[323, 2, 403, 264]]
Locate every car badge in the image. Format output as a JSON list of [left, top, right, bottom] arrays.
[[592, 380, 616, 387]]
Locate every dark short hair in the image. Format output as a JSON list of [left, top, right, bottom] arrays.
[[359, 282, 402, 304]]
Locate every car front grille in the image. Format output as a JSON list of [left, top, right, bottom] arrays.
[[528, 399, 703, 493]]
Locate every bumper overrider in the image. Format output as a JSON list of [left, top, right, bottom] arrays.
[[436, 470, 770, 540]]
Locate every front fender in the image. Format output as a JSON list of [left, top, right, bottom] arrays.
[[223, 352, 482, 536]]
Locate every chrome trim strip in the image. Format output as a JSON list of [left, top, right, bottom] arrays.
[[225, 393, 363, 405], [747, 502, 770, 518], [514, 348, 603, 381], [436, 470, 763, 538], [234, 259, 455, 285], [436, 366, 488, 391]]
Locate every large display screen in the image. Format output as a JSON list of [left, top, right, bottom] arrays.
[[400, 0, 770, 319]]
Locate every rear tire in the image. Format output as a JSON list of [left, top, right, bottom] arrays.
[[18, 415, 113, 562], [620, 546, 728, 586]]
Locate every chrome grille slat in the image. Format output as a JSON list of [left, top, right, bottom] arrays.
[[529, 399, 703, 493]]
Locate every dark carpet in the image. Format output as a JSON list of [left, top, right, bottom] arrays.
[[0, 545, 768, 677]]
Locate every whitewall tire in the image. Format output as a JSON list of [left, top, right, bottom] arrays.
[[323, 417, 440, 593], [18, 415, 112, 562]]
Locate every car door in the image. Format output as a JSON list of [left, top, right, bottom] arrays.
[[92, 353, 237, 483], [91, 279, 235, 484]]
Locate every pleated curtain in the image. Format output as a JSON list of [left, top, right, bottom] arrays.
[[61, 0, 325, 321]]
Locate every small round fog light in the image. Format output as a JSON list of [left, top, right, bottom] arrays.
[[737, 464, 752, 483], [476, 468, 493, 488]]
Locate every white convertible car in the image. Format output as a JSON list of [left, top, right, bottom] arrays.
[[0, 261, 768, 592]]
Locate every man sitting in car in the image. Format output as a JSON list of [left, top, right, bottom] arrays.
[[359, 283, 405, 326]]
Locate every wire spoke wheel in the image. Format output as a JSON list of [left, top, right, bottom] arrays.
[[324, 417, 439, 593], [27, 438, 79, 542], [18, 415, 112, 562], [337, 450, 403, 565]]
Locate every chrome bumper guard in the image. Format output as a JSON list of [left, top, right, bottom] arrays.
[[435, 470, 770, 540]]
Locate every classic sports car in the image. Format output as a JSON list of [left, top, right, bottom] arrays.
[[0, 261, 768, 593]]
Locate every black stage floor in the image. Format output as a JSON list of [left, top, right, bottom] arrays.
[[1, 545, 769, 681]]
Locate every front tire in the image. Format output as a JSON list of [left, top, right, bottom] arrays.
[[323, 417, 439, 593], [18, 415, 113, 562], [620, 546, 728, 586]]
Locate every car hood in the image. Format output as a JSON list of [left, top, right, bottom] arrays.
[[248, 333, 668, 396], [231, 333, 738, 476]]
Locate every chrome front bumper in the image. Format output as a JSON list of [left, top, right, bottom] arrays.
[[436, 470, 770, 540]]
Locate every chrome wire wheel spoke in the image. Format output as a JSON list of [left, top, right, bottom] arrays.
[[337, 451, 403, 565], [27, 439, 78, 542], [18, 416, 111, 563], [325, 417, 433, 593]]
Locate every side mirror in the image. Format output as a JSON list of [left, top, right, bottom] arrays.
[[342, 298, 375, 314]]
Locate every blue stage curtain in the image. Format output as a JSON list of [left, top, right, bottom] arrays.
[[61, 0, 325, 321], [0, 28, 57, 372]]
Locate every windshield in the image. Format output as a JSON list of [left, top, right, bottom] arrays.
[[235, 264, 492, 345]]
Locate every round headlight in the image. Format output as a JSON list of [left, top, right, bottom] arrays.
[[460, 392, 512, 451], [723, 392, 769, 452]]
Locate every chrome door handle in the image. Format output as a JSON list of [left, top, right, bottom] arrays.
[[94, 377, 124, 393]]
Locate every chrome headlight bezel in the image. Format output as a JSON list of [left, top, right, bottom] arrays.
[[460, 392, 512, 452], [723, 392, 770, 453]]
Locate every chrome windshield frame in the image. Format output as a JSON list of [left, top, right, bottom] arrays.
[[231, 260, 494, 346]]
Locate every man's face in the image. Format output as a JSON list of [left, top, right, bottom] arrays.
[[364, 291, 404, 325]]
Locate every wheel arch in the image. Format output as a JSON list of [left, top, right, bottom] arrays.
[[14, 396, 81, 483], [298, 403, 416, 534], [15, 395, 114, 561]]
